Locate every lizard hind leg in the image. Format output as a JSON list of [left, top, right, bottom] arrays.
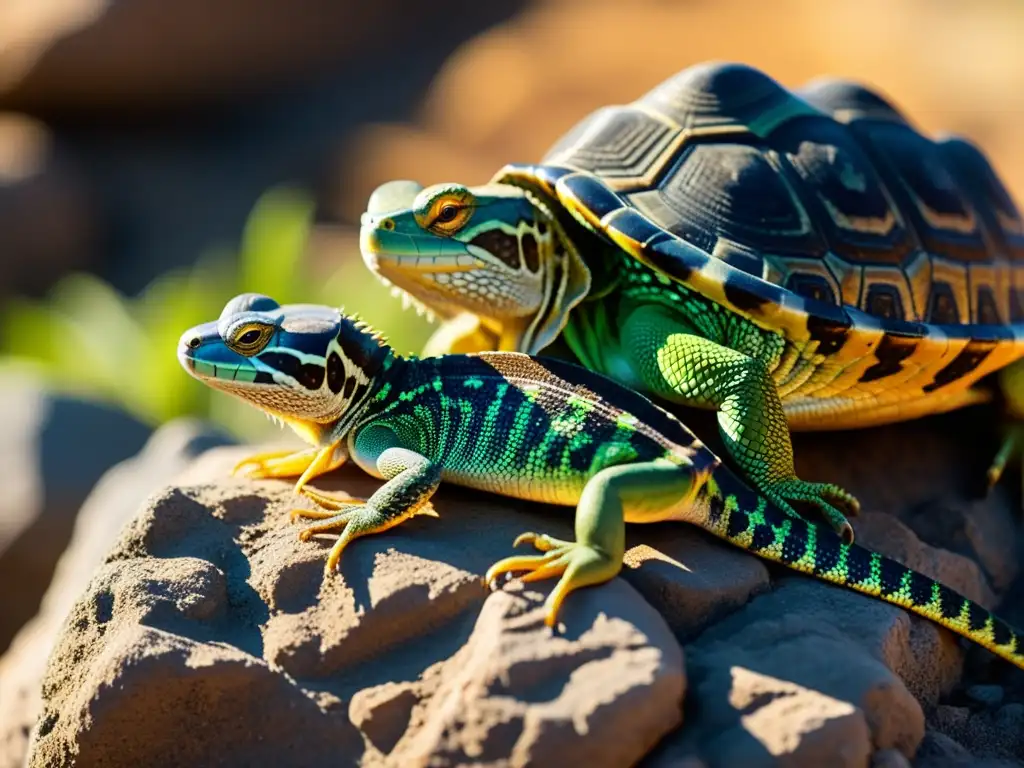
[[485, 459, 698, 627], [621, 303, 860, 543]]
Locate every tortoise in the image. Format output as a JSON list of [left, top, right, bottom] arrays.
[[357, 61, 1024, 543]]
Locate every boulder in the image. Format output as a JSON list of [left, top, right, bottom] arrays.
[[0, 373, 151, 653], [0, 418, 233, 768], [25, 447, 686, 767], [19, 413, 1024, 766]]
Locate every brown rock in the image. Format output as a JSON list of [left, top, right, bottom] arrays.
[[17, 416, 1024, 765], [671, 579, 932, 767], [397, 584, 684, 767], [621, 528, 770, 641], [0, 373, 152, 655], [0, 419, 232, 768], [26, 445, 686, 766]]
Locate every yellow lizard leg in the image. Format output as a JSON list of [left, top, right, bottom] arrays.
[[290, 442, 347, 495], [486, 458, 698, 627], [232, 447, 323, 479]]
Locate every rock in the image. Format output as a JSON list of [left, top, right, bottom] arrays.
[[928, 702, 1024, 763], [644, 502, 1000, 768], [966, 685, 1005, 709], [0, 0, 525, 115], [0, 419, 233, 768], [0, 373, 152, 654], [662, 577, 935, 767], [396, 585, 684, 767], [914, 730, 973, 766], [872, 748, 912, 768], [19, 410, 1024, 767], [793, 408, 1020, 595], [0, 115, 96, 299], [26, 446, 685, 767], [621, 528, 770, 641]]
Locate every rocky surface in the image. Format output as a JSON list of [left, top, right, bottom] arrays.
[[0, 372, 152, 654], [0, 418, 233, 768], [18, 416, 1024, 767]]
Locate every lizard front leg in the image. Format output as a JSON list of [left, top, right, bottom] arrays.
[[487, 458, 699, 627], [233, 442, 347, 486], [620, 303, 859, 543], [291, 427, 441, 575]]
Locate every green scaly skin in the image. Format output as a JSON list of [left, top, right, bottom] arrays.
[[177, 292, 1024, 672], [360, 180, 859, 541]]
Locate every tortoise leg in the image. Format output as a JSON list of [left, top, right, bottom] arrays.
[[989, 359, 1024, 501], [620, 303, 859, 543]]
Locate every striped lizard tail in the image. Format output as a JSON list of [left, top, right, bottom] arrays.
[[694, 472, 1024, 671]]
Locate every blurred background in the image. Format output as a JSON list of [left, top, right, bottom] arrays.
[[0, 0, 1023, 653]]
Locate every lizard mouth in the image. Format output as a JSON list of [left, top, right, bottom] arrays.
[[177, 329, 270, 388]]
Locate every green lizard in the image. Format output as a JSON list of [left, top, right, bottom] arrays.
[[358, 63, 1024, 543], [177, 292, 1024, 671]]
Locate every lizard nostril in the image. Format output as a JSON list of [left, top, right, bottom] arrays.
[[187, 336, 201, 349]]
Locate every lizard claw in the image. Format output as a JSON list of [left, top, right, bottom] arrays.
[[763, 479, 859, 545], [486, 533, 620, 627]]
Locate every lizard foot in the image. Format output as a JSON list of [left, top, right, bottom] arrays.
[[232, 447, 320, 480], [485, 532, 620, 628], [763, 479, 860, 545], [291, 500, 438, 575], [297, 486, 368, 511], [291, 504, 380, 575]]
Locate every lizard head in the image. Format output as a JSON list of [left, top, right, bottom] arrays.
[[360, 179, 590, 355], [178, 293, 392, 439]]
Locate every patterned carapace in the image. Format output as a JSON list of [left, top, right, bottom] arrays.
[[359, 61, 1024, 541]]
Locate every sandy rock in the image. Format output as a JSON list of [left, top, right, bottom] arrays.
[[0, 373, 151, 654], [26, 445, 687, 767], [396, 584, 684, 767], [17, 412, 1024, 766], [647, 503, 1000, 768], [666, 579, 932, 767], [621, 527, 770, 641], [0, 419, 233, 768]]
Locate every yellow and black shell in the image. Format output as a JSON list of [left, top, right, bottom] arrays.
[[491, 61, 1024, 401]]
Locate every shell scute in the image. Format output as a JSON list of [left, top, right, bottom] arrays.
[[529, 61, 1024, 390]]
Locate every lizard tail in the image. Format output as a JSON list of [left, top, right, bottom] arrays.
[[694, 472, 1024, 672]]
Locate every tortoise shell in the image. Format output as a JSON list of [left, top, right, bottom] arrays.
[[490, 62, 1024, 401]]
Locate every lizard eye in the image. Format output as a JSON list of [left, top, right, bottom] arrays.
[[415, 188, 475, 235], [436, 204, 459, 223], [228, 323, 273, 356]]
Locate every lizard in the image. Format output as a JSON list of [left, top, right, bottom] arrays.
[[177, 292, 1024, 672], [356, 62, 1024, 543]]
